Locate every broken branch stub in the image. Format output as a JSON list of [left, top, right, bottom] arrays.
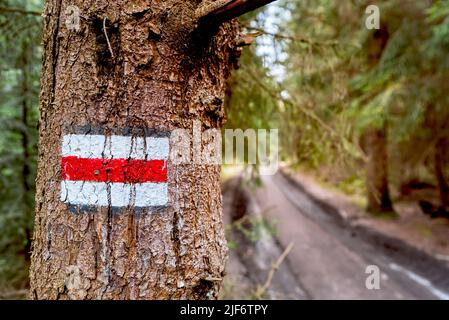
[[196, 0, 277, 23]]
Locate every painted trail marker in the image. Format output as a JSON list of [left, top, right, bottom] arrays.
[[60, 133, 169, 209]]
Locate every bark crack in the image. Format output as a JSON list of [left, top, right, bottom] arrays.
[[103, 17, 115, 58]]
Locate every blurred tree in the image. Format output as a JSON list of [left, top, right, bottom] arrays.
[[350, 0, 449, 212], [0, 0, 42, 291], [359, 24, 393, 214], [274, 0, 449, 215]]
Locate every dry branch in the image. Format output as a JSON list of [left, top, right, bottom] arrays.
[[254, 242, 294, 299], [197, 0, 277, 22]]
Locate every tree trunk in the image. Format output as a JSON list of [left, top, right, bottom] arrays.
[[362, 24, 392, 214], [363, 126, 394, 214], [30, 0, 245, 300], [435, 137, 449, 209], [19, 41, 33, 261]]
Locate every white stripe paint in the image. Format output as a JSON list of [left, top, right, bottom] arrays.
[[60, 181, 168, 207], [62, 134, 170, 160], [389, 263, 449, 300]]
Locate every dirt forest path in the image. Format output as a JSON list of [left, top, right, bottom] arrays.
[[223, 173, 449, 300]]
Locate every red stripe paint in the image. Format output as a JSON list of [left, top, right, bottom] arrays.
[[62, 156, 167, 183]]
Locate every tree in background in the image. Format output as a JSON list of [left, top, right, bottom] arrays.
[[357, 20, 393, 214], [350, 0, 449, 213], [272, 0, 449, 215], [0, 0, 42, 292]]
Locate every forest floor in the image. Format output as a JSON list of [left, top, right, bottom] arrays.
[[281, 168, 449, 263], [221, 168, 449, 299]]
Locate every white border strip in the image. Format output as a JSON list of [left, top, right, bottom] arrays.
[[60, 181, 168, 207], [62, 134, 170, 160]]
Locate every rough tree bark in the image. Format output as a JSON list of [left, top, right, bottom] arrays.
[[30, 0, 273, 300]]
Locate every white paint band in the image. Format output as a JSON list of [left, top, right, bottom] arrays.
[[62, 134, 170, 160], [60, 181, 168, 207]]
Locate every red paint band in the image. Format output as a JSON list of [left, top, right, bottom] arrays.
[[62, 156, 167, 183]]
